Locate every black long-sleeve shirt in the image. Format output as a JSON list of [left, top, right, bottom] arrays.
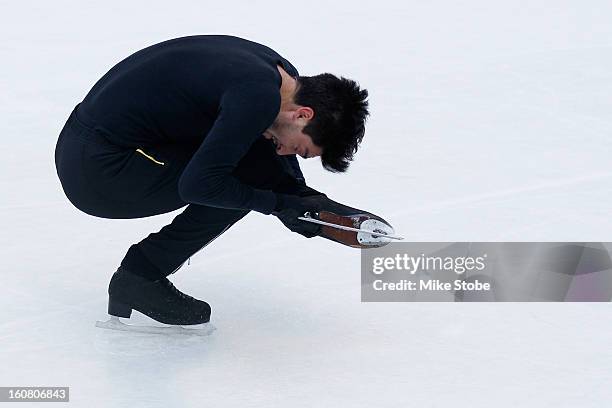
[[79, 35, 302, 214]]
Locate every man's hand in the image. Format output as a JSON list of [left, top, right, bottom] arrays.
[[273, 193, 327, 237]]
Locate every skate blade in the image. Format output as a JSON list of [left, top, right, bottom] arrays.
[[95, 316, 216, 336]]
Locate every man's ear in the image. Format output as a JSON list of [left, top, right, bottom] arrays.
[[297, 106, 314, 120]]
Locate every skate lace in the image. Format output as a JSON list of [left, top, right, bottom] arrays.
[[161, 278, 195, 302]]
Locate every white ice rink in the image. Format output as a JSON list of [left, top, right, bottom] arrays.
[[2, 1, 612, 406]]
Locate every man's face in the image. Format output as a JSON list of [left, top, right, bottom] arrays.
[[264, 107, 323, 159]]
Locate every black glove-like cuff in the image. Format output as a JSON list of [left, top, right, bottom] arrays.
[[273, 193, 328, 238]]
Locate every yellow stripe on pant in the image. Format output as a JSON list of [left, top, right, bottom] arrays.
[[135, 148, 165, 165]]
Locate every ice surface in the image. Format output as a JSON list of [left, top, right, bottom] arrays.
[[1, 1, 612, 407]]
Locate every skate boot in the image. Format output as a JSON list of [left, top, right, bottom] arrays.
[[306, 197, 399, 249], [106, 266, 211, 325]]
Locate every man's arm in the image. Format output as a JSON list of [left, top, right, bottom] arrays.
[[177, 82, 281, 214], [284, 155, 305, 184]]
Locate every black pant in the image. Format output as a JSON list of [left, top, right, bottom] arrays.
[[55, 106, 304, 280]]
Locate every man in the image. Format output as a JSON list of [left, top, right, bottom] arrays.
[[55, 35, 369, 326]]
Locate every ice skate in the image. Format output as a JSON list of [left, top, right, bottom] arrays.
[[301, 197, 401, 248], [95, 266, 215, 336], [299, 211, 402, 247]]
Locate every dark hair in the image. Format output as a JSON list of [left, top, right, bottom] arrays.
[[294, 73, 369, 172]]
